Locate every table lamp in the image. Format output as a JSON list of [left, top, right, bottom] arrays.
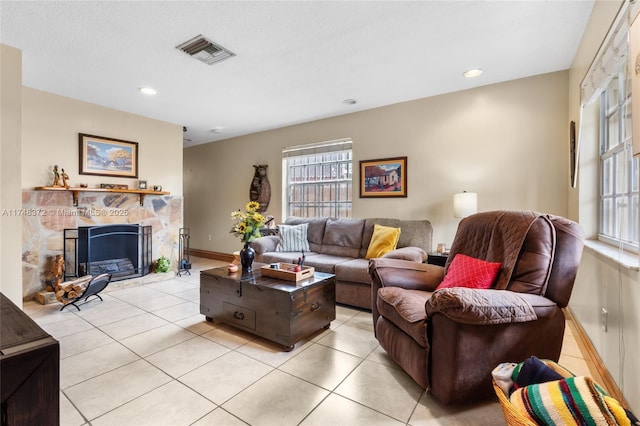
[[453, 191, 477, 218]]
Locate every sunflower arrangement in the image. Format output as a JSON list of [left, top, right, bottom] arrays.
[[230, 201, 265, 243]]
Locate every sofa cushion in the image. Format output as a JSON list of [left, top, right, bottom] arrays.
[[276, 223, 310, 252], [259, 251, 319, 265], [321, 218, 365, 258], [377, 287, 430, 348], [437, 254, 501, 290], [365, 224, 401, 259], [397, 220, 433, 252], [335, 258, 371, 284], [285, 217, 328, 246], [301, 253, 355, 274]]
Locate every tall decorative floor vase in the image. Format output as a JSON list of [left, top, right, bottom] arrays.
[[240, 242, 255, 272]]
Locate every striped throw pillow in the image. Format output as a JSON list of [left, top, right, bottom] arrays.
[[276, 223, 310, 252]]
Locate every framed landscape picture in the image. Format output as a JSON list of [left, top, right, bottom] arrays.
[[79, 133, 138, 178], [360, 156, 407, 198]]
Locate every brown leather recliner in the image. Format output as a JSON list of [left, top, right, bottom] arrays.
[[368, 211, 584, 405]]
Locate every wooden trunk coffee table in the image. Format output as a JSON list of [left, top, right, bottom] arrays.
[[200, 264, 336, 351]]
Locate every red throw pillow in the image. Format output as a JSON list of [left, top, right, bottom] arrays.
[[437, 253, 501, 290]]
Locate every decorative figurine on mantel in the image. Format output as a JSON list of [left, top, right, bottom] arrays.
[[61, 168, 70, 188], [51, 165, 61, 187]]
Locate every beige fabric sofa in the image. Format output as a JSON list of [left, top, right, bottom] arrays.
[[251, 217, 432, 309]]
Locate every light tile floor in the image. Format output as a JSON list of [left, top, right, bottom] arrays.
[[23, 257, 592, 426]]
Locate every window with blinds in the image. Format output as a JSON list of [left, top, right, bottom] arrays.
[[581, 0, 639, 250], [282, 139, 353, 219]]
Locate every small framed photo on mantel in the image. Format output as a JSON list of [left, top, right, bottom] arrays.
[[100, 183, 128, 190], [138, 180, 147, 190]]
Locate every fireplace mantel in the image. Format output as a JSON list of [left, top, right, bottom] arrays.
[[34, 186, 170, 206]]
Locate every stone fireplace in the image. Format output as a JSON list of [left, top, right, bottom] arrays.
[[22, 190, 182, 300]]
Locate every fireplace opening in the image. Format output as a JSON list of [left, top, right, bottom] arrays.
[[63, 224, 152, 282]]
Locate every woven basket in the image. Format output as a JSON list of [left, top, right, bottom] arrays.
[[492, 359, 575, 426]]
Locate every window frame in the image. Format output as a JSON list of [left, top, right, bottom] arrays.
[[282, 139, 353, 219], [598, 62, 639, 252]]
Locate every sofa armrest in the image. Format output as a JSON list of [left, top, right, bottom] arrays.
[[251, 236, 279, 255], [382, 246, 427, 262], [425, 288, 559, 325]]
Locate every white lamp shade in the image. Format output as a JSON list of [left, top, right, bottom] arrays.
[[453, 192, 477, 218]]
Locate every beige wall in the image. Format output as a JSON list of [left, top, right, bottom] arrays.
[[568, 0, 640, 409], [184, 70, 570, 255], [0, 44, 24, 306], [21, 88, 183, 196], [573, 248, 639, 407]]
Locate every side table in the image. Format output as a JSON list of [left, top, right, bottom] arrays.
[[427, 252, 448, 267]]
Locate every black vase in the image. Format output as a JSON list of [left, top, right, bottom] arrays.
[[240, 242, 255, 272]]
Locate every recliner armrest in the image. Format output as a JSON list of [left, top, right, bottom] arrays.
[[425, 288, 558, 325], [369, 258, 444, 291], [250, 236, 278, 254]]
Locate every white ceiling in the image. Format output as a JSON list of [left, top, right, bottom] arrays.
[[1, 0, 595, 147]]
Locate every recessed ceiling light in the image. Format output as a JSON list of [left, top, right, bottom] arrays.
[[211, 127, 226, 133], [139, 87, 157, 95], [343, 99, 357, 105], [463, 68, 483, 78]]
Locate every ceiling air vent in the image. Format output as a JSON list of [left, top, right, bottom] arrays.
[[176, 35, 235, 65]]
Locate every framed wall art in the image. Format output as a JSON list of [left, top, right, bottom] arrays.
[[359, 156, 407, 198], [79, 133, 139, 178]]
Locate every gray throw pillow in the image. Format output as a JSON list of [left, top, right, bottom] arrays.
[[276, 223, 310, 252]]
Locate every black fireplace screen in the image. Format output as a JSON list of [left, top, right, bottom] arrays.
[[64, 224, 152, 281]]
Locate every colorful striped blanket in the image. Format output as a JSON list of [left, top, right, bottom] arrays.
[[509, 375, 630, 426]]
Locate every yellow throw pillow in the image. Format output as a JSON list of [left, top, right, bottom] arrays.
[[365, 224, 401, 259]]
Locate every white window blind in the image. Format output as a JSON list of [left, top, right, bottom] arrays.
[[581, 2, 635, 106], [580, 0, 634, 107]]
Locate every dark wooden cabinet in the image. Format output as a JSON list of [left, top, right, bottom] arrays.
[[1, 293, 59, 426], [200, 266, 335, 351]]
